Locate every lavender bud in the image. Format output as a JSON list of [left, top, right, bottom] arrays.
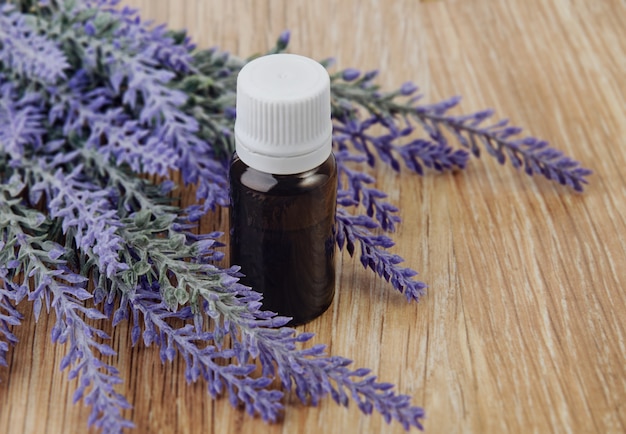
[[363, 69, 379, 81], [277, 30, 291, 48], [159, 180, 176, 194], [400, 81, 418, 96], [224, 107, 237, 119], [84, 21, 96, 37], [341, 68, 361, 82], [320, 57, 336, 68]]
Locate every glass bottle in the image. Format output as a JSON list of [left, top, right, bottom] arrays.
[[229, 54, 337, 325]]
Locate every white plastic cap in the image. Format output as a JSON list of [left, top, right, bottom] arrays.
[[235, 54, 332, 175]]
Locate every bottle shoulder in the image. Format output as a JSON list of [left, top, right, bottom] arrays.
[[230, 153, 336, 195]]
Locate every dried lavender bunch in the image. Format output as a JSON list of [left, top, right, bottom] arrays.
[[1, 130, 426, 431], [0, 0, 590, 433], [0, 1, 427, 425]]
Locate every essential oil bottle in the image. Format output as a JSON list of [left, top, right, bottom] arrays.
[[229, 54, 337, 326]]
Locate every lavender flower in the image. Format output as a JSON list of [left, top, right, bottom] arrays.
[[80, 1, 229, 209], [127, 286, 284, 421], [0, 81, 46, 161], [335, 150, 401, 232], [332, 115, 442, 297], [0, 5, 69, 83], [53, 285, 134, 433], [228, 295, 426, 429], [400, 81, 418, 96], [21, 153, 127, 277], [332, 93, 466, 176], [331, 76, 591, 190], [267, 29, 291, 53], [68, 180, 425, 429], [414, 101, 592, 191], [342, 68, 361, 82], [0, 290, 21, 368], [0, 190, 132, 433], [336, 209, 427, 302], [47, 72, 182, 179]]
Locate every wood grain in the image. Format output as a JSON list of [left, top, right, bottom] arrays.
[[2, 0, 626, 433]]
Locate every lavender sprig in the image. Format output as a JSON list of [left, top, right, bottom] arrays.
[[53, 286, 134, 433], [228, 299, 426, 430], [333, 150, 427, 300], [336, 209, 426, 302], [19, 152, 127, 277], [0, 289, 21, 368], [331, 73, 591, 190], [0, 81, 47, 161], [333, 111, 468, 176], [21, 0, 229, 209], [0, 190, 133, 433], [67, 181, 426, 428], [335, 150, 401, 233], [414, 101, 592, 191], [126, 286, 285, 421]]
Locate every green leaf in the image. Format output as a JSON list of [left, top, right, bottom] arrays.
[[74, 8, 99, 24], [132, 235, 150, 249], [40, 241, 58, 252], [165, 29, 189, 45], [175, 287, 189, 305], [153, 214, 175, 229], [133, 261, 152, 276], [22, 210, 46, 229], [121, 269, 137, 287], [63, 0, 77, 12], [163, 287, 178, 310], [134, 209, 152, 228], [6, 174, 25, 197], [168, 233, 186, 250]]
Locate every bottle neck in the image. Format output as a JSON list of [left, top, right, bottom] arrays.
[[234, 132, 333, 175]]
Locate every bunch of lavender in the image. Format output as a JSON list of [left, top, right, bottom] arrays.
[[0, 0, 590, 433]]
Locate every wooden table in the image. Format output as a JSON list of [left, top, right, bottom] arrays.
[[2, 0, 625, 433]]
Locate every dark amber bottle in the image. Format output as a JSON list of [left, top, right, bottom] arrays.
[[229, 54, 336, 325], [230, 155, 336, 325]]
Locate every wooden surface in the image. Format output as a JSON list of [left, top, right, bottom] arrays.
[[2, 0, 626, 433]]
